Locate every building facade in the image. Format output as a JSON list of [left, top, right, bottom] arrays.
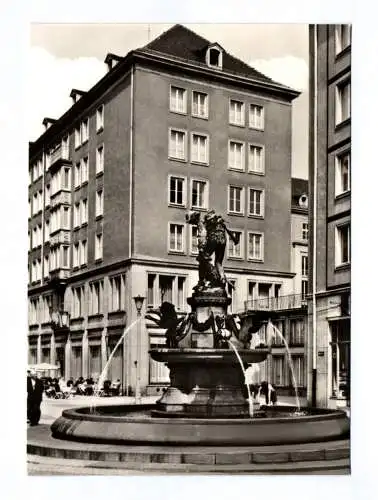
[[28, 25, 299, 395], [308, 24, 351, 408]]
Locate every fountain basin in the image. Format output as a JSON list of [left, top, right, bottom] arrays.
[[51, 404, 349, 446]]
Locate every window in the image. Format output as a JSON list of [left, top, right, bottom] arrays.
[[301, 280, 308, 299], [37, 159, 43, 178], [33, 193, 38, 215], [73, 242, 80, 268], [227, 230, 243, 259], [62, 206, 70, 229], [248, 188, 264, 217], [62, 135, 69, 158], [248, 145, 264, 174], [28, 199, 31, 218], [168, 176, 186, 206], [80, 239, 88, 266], [302, 223, 309, 240], [95, 233, 103, 260], [96, 190, 103, 217], [96, 105, 104, 132], [169, 223, 185, 252], [248, 232, 263, 261], [292, 356, 305, 387], [335, 80, 351, 125], [289, 319, 304, 345], [335, 151, 350, 196], [43, 255, 49, 278], [249, 104, 264, 129], [335, 24, 351, 55], [89, 280, 103, 315], [109, 275, 125, 311], [170, 86, 187, 114], [169, 129, 186, 160], [44, 220, 50, 243], [335, 223, 351, 266], [62, 246, 69, 267], [81, 199, 88, 225], [74, 203, 80, 227], [29, 169, 32, 185], [62, 167, 71, 190], [229, 99, 244, 126], [272, 356, 285, 386], [190, 225, 199, 255], [81, 118, 89, 143], [81, 156, 89, 183], [301, 255, 308, 277], [192, 91, 208, 118], [74, 126, 81, 149], [228, 141, 245, 171], [191, 179, 208, 209], [191, 133, 209, 164], [45, 184, 50, 207], [330, 319, 350, 400], [96, 145, 104, 174], [74, 162, 81, 188], [72, 286, 85, 318], [228, 185, 244, 214], [208, 47, 222, 67], [33, 163, 38, 181]]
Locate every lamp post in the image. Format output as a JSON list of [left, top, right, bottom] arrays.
[[133, 295, 145, 404]]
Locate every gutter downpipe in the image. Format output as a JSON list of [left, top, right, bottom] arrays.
[[124, 66, 134, 396], [311, 25, 318, 407]]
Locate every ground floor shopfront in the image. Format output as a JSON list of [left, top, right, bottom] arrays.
[[28, 259, 296, 396], [307, 288, 351, 409]]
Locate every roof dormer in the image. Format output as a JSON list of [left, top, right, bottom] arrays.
[[70, 89, 86, 104], [104, 53, 123, 72], [42, 117, 56, 130], [206, 43, 223, 69]]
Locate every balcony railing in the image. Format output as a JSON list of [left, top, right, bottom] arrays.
[[49, 229, 71, 246], [244, 294, 306, 312], [50, 191, 71, 208], [49, 144, 70, 168], [48, 269, 70, 281]]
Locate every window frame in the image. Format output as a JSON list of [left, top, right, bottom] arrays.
[[248, 143, 265, 175], [95, 232, 103, 261], [249, 103, 264, 130], [96, 144, 104, 175], [247, 231, 264, 262], [168, 174, 187, 208], [168, 128, 187, 162], [96, 104, 104, 132], [190, 177, 209, 210], [335, 150, 351, 197], [335, 24, 351, 56], [96, 189, 104, 218], [229, 99, 245, 127], [168, 222, 186, 254], [191, 90, 209, 119], [227, 185, 245, 215], [190, 225, 199, 255], [169, 85, 187, 115], [228, 139, 245, 172], [335, 223, 351, 267], [248, 187, 265, 218], [190, 132, 209, 165], [227, 228, 244, 260], [335, 79, 351, 126]]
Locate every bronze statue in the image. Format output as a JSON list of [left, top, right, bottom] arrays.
[[145, 302, 190, 348], [186, 210, 240, 292]]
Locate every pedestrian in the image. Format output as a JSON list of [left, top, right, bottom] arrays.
[[259, 381, 277, 405], [27, 369, 44, 426]]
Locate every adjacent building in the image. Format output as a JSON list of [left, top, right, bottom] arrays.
[[28, 24, 299, 396], [308, 24, 351, 408]]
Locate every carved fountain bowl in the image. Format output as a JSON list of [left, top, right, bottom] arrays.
[[149, 347, 271, 364]]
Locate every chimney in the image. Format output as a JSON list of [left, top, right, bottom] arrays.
[[104, 53, 123, 72], [42, 117, 57, 130], [70, 89, 86, 104]]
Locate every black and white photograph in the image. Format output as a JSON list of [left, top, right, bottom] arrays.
[[24, 21, 353, 477]]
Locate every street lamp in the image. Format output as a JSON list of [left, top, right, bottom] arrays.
[[133, 295, 145, 404]]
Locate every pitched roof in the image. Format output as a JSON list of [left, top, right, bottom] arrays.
[[143, 24, 283, 86]]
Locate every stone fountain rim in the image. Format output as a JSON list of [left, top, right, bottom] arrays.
[[58, 404, 349, 425], [149, 347, 271, 363]]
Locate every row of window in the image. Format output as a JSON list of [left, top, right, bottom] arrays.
[[168, 128, 265, 173], [71, 274, 125, 318], [170, 85, 264, 130], [72, 233, 103, 267], [168, 222, 264, 261], [74, 105, 104, 149]]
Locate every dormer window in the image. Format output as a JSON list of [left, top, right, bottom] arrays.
[[206, 44, 223, 69]]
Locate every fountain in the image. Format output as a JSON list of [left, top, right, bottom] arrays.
[[42, 210, 349, 467]]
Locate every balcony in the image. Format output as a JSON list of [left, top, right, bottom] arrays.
[[50, 229, 71, 246], [244, 294, 307, 313], [49, 144, 71, 170], [50, 190, 71, 208], [48, 269, 70, 283]]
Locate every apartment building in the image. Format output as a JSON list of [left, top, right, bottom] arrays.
[[28, 24, 299, 395], [308, 24, 351, 408], [244, 178, 309, 396]]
